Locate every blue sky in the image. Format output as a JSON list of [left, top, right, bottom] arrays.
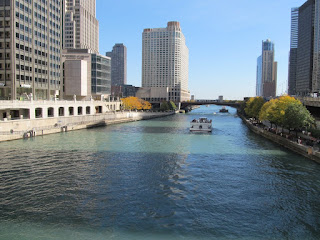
[[97, 0, 306, 100]]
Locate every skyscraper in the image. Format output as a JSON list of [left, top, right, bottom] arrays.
[[296, 0, 315, 95], [106, 43, 127, 86], [290, 0, 320, 96], [0, 0, 62, 100], [62, 0, 110, 100], [140, 21, 189, 103], [256, 40, 277, 98], [288, 8, 299, 95], [312, 0, 320, 93], [256, 56, 262, 96], [63, 0, 99, 53]]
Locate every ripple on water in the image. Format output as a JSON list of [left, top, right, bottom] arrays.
[[0, 106, 320, 239]]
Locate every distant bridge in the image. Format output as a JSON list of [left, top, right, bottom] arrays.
[[181, 100, 242, 109]]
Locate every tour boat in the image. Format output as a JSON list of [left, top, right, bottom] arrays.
[[190, 118, 212, 132], [219, 106, 228, 113]]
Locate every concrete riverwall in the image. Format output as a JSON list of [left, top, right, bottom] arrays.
[[239, 115, 320, 164], [0, 111, 174, 142]]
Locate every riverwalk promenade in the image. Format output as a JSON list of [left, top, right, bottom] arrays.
[[0, 100, 174, 142], [240, 114, 320, 164]]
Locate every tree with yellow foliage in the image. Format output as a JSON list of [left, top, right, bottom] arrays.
[[140, 99, 152, 110], [121, 97, 152, 110], [245, 97, 265, 119], [259, 98, 278, 127], [259, 95, 302, 129]]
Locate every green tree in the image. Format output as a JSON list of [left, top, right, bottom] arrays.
[[168, 101, 177, 110], [283, 102, 315, 133], [160, 101, 169, 111]]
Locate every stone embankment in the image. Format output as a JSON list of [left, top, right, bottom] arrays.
[[0, 111, 174, 142], [239, 114, 320, 164]]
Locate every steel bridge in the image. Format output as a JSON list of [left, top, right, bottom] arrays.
[[181, 100, 242, 109]]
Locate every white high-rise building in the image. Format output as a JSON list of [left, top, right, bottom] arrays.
[[139, 21, 190, 103], [63, 0, 99, 53]]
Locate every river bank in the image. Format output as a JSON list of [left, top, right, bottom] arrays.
[[239, 113, 320, 164], [0, 111, 174, 142]]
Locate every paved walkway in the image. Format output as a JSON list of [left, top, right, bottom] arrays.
[[248, 119, 319, 149]]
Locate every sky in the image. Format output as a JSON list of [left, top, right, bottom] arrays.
[[96, 0, 307, 100]]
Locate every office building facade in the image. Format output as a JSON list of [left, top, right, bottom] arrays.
[[256, 40, 277, 98], [296, 0, 315, 95], [312, 0, 320, 93], [111, 84, 138, 98], [289, 0, 320, 96], [106, 43, 127, 86], [62, 49, 111, 100], [0, 0, 62, 100], [288, 8, 299, 95], [140, 21, 190, 103], [63, 0, 99, 53], [91, 53, 111, 97]]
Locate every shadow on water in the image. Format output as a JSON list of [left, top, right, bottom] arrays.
[[1, 148, 320, 239]]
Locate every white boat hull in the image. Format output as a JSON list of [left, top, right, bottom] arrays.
[[190, 129, 212, 132], [190, 123, 212, 132]]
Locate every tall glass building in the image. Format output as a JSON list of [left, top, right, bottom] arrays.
[[291, 0, 320, 96], [288, 8, 299, 95], [312, 0, 320, 93], [257, 39, 277, 98], [256, 56, 262, 96]]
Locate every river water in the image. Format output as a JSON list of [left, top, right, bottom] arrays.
[[1, 105, 320, 239]]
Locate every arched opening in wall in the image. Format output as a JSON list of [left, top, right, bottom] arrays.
[[95, 106, 102, 114], [69, 107, 74, 116], [10, 110, 20, 119], [114, 104, 116, 110], [59, 107, 64, 116], [35, 108, 42, 118], [86, 106, 90, 115], [48, 107, 54, 117], [20, 109, 30, 119], [78, 107, 83, 115]]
